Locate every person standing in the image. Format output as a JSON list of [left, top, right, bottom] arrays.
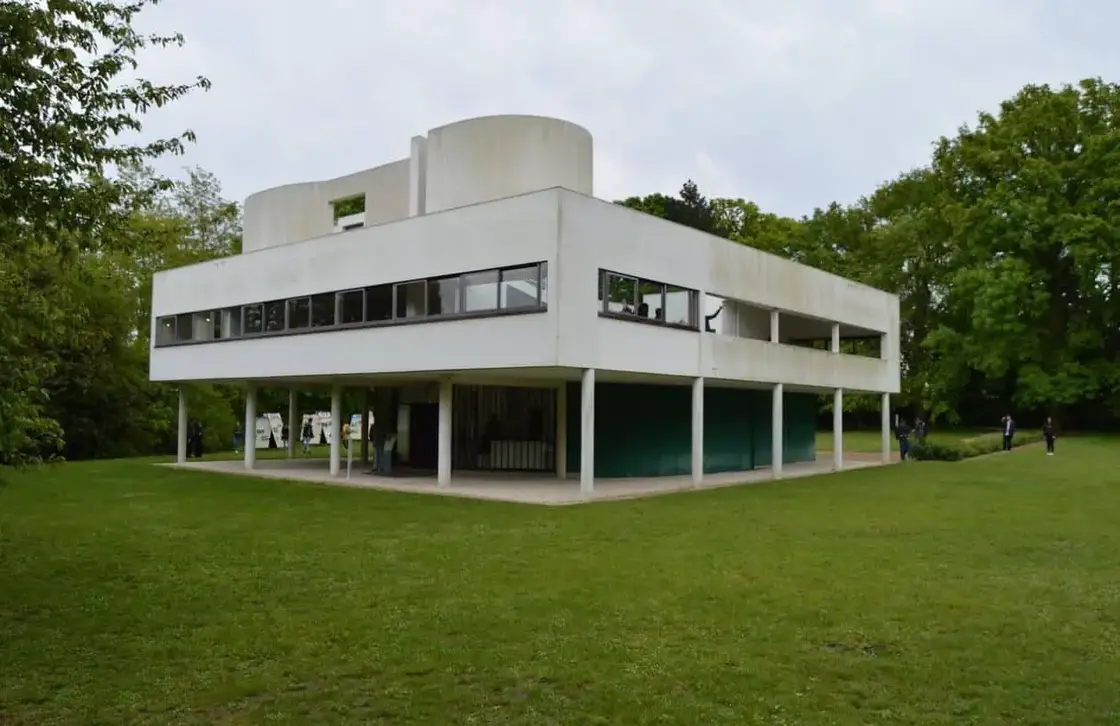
[[896, 418, 912, 461], [1043, 417, 1056, 456], [1001, 414, 1016, 451], [281, 422, 289, 450], [233, 422, 243, 455], [301, 416, 314, 455]]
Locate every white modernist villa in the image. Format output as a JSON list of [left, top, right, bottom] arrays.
[[151, 114, 901, 493]]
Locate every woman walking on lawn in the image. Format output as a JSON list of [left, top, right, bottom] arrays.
[[1043, 417, 1056, 456]]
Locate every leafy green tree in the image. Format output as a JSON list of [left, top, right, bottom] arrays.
[[925, 79, 1120, 424], [0, 0, 207, 464]]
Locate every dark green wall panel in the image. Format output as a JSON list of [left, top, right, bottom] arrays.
[[566, 381, 817, 478]]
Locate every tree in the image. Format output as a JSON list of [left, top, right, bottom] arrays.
[[617, 180, 732, 238], [0, 0, 209, 464], [924, 79, 1120, 424]]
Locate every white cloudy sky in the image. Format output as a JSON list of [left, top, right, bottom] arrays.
[[134, 0, 1115, 218]]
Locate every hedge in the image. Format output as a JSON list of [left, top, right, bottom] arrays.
[[908, 432, 1041, 462]]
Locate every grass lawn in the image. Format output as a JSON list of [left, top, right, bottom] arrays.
[[2, 438, 1119, 724]]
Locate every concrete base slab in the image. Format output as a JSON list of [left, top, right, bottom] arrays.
[[162, 455, 886, 506]]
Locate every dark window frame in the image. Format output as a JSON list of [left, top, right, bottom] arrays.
[[152, 261, 550, 347], [242, 303, 264, 335], [597, 269, 700, 332], [336, 288, 365, 326]]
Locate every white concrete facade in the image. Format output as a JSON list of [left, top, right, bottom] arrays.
[[152, 115, 900, 493]]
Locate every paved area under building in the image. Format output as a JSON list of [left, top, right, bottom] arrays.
[[163, 454, 888, 506]]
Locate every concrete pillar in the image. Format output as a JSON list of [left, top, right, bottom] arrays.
[[881, 392, 891, 464], [329, 385, 342, 477], [360, 389, 370, 464], [580, 368, 595, 495], [769, 309, 780, 343], [771, 383, 783, 479], [244, 385, 257, 470], [556, 382, 568, 479], [437, 378, 452, 488], [691, 377, 704, 486], [833, 388, 844, 471], [287, 388, 298, 459], [831, 323, 841, 353], [176, 388, 188, 464]]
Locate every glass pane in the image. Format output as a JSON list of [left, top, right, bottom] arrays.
[[500, 265, 538, 309], [175, 313, 193, 341], [427, 276, 460, 316], [210, 311, 222, 339], [156, 316, 176, 345], [311, 293, 335, 327], [264, 300, 285, 332], [636, 279, 662, 320], [339, 290, 363, 324], [222, 307, 242, 338], [606, 274, 636, 314], [365, 284, 393, 322], [395, 281, 426, 319], [539, 262, 548, 306], [462, 269, 499, 312], [192, 311, 214, 340], [664, 285, 695, 327], [243, 304, 263, 334], [287, 297, 310, 329]]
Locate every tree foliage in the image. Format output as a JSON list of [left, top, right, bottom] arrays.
[[617, 78, 1120, 429], [0, 0, 208, 464]]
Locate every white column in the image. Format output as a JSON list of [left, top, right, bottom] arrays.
[[833, 388, 844, 470], [556, 382, 568, 479], [287, 388, 298, 459], [244, 385, 257, 470], [329, 385, 342, 476], [691, 377, 704, 486], [881, 392, 891, 464], [437, 378, 452, 487], [580, 368, 595, 495], [769, 309, 780, 343], [771, 383, 783, 478], [176, 388, 188, 464], [831, 323, 841, 353]]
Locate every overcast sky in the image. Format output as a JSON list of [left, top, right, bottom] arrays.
[[133, 0, 1115, 218]]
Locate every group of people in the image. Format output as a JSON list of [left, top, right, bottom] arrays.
[[893, 412, 1058, 460], [998, 414, 1057, 455], [893, 417, 928, 460]]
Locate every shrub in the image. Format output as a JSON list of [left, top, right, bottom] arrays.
[[909, 439, 971, 461], [909, 432, 1040, 462]]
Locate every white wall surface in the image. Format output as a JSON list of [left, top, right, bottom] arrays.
[[555, 190, 901, 393], [153, 188, 900, 393], [150, 191, 561, 382], [424, 115, 593, 214], [242, 160, 411, 253], [241, 114, 592, 252]]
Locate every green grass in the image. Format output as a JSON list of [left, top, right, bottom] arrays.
[[2, 438, 1119, 724]]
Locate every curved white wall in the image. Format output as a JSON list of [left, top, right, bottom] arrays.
[[424, 115, 593, 214], [242, 160, 411, 253]]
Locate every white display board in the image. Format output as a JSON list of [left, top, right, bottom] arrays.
[[255, 413, 283, 449]]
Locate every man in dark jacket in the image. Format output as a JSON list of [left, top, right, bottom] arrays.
[[1001, 414, 1016, 451], [1043, 417, 1056, 456], [896, 418, 912, 461]]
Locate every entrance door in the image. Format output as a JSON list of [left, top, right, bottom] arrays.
[[409, 402, 439, 471]]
